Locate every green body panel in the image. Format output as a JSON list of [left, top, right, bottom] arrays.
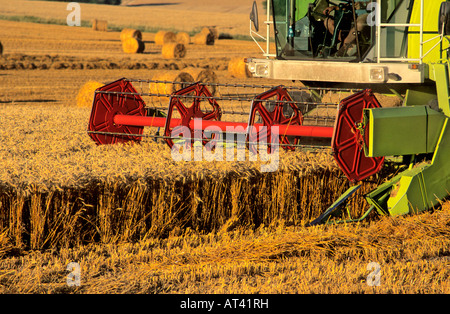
[[403, 86, 437, 107], [365, 172, 401, 216], [387, 165, 429, 216], [295, 0, 315, 21], [427, 108, 447, 151], [366, 118, 450, 216], [408, 0, 449, 63], [429, 63, 450, 117], [307, 185, 362, 225], [364, 106, 446, 157]]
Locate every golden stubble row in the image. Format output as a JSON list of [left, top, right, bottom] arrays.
[[1, 204, 449, 293]]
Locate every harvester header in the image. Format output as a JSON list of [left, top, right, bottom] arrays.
[[88, 78, 344, 151], [86, 0, 450, 226]]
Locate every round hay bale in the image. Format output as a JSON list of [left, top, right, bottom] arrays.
[[201, 27, 218, 40], [0, 41, 3, 55], [184, 67, 217, 95], [154, 30, 177, 45], [192, 32, 215, 45], [228, 57, 251, 78], [92, 19, 108, 32], [150, 71, 195, 96], [176, 32, 191, 45], [162, 43, 186, 59], [120, 28, 142, 41], [122, 37, 145, 54], [76, 80, 104, 108]]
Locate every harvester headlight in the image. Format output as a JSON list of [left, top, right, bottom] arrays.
[[255, 64, 269, 77], [369, 67, 386, 82]]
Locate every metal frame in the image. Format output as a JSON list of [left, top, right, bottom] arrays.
[[375, 0, 445, 64], [250, 0, 276, 58]]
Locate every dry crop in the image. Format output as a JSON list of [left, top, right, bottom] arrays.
[[176, 32, 191, 45], [192, 32, 215, 45], [76, 80, 104, 108], [120, 28, 142, 42], [0, 204, 449, 293], [122, 37, 145, 54], [228, 57, 251, 78], [161, 43, 186, 59], [149, 71, 195, 95], [201, 27, 219, 40], [184, 67, 217, 94], [154, 31, 177, 46], [184, 66, 217, 83], [92, 19, 108, 32]]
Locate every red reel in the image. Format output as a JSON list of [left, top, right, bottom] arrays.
[[163, 83, 222, 149], [332, 89, 385, 182], [247, 86, 303, 154], [88, 78, 147, 145]]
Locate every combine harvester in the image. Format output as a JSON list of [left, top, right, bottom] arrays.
[[87, 0, 450, 225]]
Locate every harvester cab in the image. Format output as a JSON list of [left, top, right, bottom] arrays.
[[248, 0, 450, 224], [248, 0, 449, 87]]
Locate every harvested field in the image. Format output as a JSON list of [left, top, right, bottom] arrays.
[[0, 0, 448, 295], [0, 0, 264, 37], [1, 205, 449, 293]]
